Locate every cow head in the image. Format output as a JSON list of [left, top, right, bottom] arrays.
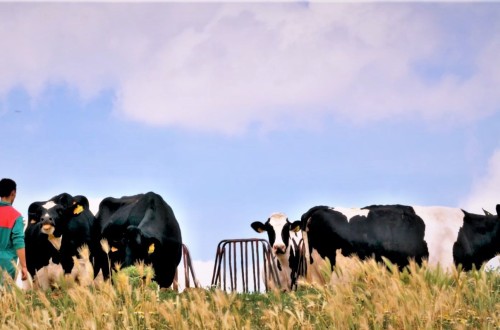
[[28, 200, 67, 237], [251, 213, 301, 255], [123, 225, 158, 267]]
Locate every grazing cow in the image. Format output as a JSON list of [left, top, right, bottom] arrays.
[[25, 193, 96, 278], [251, 213, 304, 290], [94, 192, 182, 288], [300, 204, 500, 272]]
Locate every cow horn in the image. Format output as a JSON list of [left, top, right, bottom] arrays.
[[483, 208, 493, 216]]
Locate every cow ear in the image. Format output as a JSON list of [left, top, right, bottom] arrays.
[[145, 237, 160, 255], [290, 221, 301, 233], [73, 195, 90, 209], [72, 204, 85, 215], [251, 221, 266, 233], [148, 243, 155, 254], [27, 202, 42, 222]]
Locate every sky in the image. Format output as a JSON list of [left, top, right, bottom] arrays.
[[1, 2, 500, 288]]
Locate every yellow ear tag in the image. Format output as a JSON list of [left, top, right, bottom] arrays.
[[148, 243, 155, 254], [111, 246, 118, 252], [30, 219, 37, 224], [293, 226, 301, 233], [74, 205, 84, 215]]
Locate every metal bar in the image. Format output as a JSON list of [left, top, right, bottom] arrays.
[[251, 240, 257, 292], [210, 238, 281, 293]]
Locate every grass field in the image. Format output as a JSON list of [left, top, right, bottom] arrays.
[[1, 257, 499, 329]]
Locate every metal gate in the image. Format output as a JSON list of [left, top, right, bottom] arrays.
[[210, 238, 281, 293], [172, 243, 200, 291]]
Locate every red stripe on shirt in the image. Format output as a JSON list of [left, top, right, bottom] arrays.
[[0, 205, 21, 229]]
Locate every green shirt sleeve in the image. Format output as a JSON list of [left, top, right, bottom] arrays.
[[11, 216, 25, 250]]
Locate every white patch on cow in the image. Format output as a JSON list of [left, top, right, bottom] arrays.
[[34, 259, 64, 290], [301, 230, 328, 285], [484, 255, 500, 273], [42, 201, 57, 210], [332, 207, 369, 223], [48, 234, 62, 251], [306, 248, 329, 285], [412, 206, 464, 270], [269, 213, 288, 249], [71, 256, 94, 286]]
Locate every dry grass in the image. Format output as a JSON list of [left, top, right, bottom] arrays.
[[0, 256, 499, 330]]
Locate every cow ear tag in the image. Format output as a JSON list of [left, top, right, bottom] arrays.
[[292, 226, 301, 233], [30, 219, 36, 224], [111, 246, 118, 252], [148, 243, 155, 254], [74, 205, 84, 215]]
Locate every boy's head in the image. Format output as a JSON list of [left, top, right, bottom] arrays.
[[0, 178, 17, 198]]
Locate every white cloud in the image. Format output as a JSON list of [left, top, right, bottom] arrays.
[[462, 150, 500, 214], [1, 3, 499, 134]]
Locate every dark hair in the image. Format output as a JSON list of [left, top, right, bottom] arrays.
[[0, 178, 16, 197]]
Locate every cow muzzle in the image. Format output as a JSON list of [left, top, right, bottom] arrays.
[[41, 219, 55, 235], [273, 244, 287, 255]]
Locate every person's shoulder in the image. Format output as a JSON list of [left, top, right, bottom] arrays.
[[1, 204, 21, 218]]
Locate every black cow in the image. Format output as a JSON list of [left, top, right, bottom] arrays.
[[300, 204, 500, 272], [58, 195, 97, 274], [26, 193, 96, 277], [94, 192, 182, 288]]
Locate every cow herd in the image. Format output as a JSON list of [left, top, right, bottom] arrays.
[[253, 204, 500, 291], [24, 192, 182, 289], [20, 191, 500, 291]]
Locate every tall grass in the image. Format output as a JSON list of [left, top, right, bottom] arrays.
[[0, 256, 498, 329]]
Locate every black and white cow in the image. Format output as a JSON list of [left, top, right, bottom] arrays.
[[300, 204, 500, 272], [26, 193, 97, 279], [251, 213, 304, 290], [26, 193, 73, 277], [94, 192, 182, 288]]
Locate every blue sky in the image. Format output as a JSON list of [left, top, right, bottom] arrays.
[[1, 2, 500, 286]]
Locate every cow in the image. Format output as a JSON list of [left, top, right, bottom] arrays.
[[25, 193, 73, 277], [57, 195, 97, 274], [93, 192, 182, 288], [25, 193, 97, 281], [300, 204, 500, 274], [251, 213, 304, 290]]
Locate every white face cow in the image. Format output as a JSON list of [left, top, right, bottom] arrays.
[[251, 213, 302, 256], [251, 212, 303, 290]]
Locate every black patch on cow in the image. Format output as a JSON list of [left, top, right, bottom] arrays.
[[453, 207, 500, 270]]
